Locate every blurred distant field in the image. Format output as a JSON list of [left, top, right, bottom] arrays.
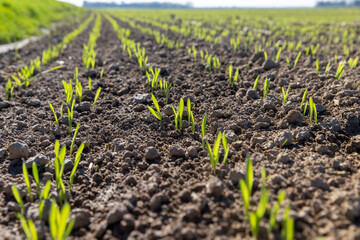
[[0, 0, 81, 44]]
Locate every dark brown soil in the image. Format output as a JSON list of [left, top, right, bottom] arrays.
[[0, 12, 359, 240]]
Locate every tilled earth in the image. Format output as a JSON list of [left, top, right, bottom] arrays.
[[0, 13, 359, 240]]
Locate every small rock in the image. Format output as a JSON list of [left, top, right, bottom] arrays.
[[246, 89, 260, 100], [186, 147, 197, 158], [32, 124, 46, 133], [276, 152, 291, 163], [8, 142, 30, 160], [64, 159, 73, 172], [28, 99, 40, 107], [0, 101, 10, 109], [144, 147, 159, 161], [311, 177, 330, 191], [109, 63, 120, 71], [229, 170, 243, 185], [107, 203, 129, 225], [125, 176, 137, 186], [85, 69, 98, 78], [25, 154, 48, 168], [0, 148, 6, 159], [150, 192, 167, 211], [129, 93, 150, 104], [206, 177, 224, 198], [275, 130, 293, 146], [120, 213, 135, 232], [72, 208, 91, 229], [169, 145, 185, 158], [179, 190, 191, 202], [263, 59, 278, 70], [93, 173, 102, 183], [75, 102, 91, 112], [182, 205, 200, 222], [286, 110, 304, 124]]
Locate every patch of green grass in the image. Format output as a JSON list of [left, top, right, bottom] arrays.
[[0, 0, 82, 44]]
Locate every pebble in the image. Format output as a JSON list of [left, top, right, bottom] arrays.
[[169, 145, 185, 158], [186, 147, 197, 158], [8, 142, 30, 160], [150, 192, 167, 211], [286, 110, 304, 124], [276, 152, 291, 163], [311, 177, 330, 191], [25, 154, 48, 168], [144, 147, 159, 161], [263, 59, 278, 70], [246, 89, 260, 100], [120, 213, 135, 232], [275, 130, 293, 146], [206, 177, 224, 198], [72, 208, 91, 229], [0, 101, 10, 109], [129, 93, 150, 104], [75, 102, 91, 112], [107, 203, 129, 225], [28, 99, 40, 107], [92, 173, 102, 183]]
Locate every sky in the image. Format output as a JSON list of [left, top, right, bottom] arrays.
[[59, 0, 318, 8]]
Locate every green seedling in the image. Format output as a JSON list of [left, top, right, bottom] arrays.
[[192, 45, 197, 62], [187, 99, 195, 134], [17, 213, 38, 240], [269, 190, 286, 233], [6, 79, 13, 100], [309, 97, 317, 124], [222, 134, 229, 164], [263, 78, 270, 99], [62, 80, 73, 105], [12, 185, 25, 213], [22, 161, 33, 202], [88, 78, 92, 91], [239, 154, 253, 216], [100, 68, 104, 78], [160, 78, 172, 104], [60, 104, 64, 117], [249, 186, 269, 239], [76, 81, 82, 102], [335, 61, 345, 80], [281, 206, 294, 240], [282, 86, 290, 105], [206, 132, 229, 175], [171, 98, 184, 130], [300, 89, 308, 110], [294, 51, 302, 68], [348, 57, 358, 69], [316, 59, 319, 75], [67, 100, 75, 133], [49, 201, 75, 240], [93, 87, 102, 108], [39, 181, 51, 220], [286, 57, 290, 66], [148, 94, 162, 123], [54, 140, 66, 190], [32, 162, 40, 195], [49, 104, 59, 127], [70, 124, 80, 155], [69, 143, 85, 191], [264, 51, 268, 61], [253, 75, 260, 90], [201, 113, 207, 148], [325, 60, 331, 76], [276, 48, 282, 61]]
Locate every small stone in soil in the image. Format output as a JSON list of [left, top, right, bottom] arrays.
[[8, 142, 30, 160], [144, 147, 159, 161], [286, 110, 304, 124], [169, 145, 185, 158], [25, 154, 48, 168]]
